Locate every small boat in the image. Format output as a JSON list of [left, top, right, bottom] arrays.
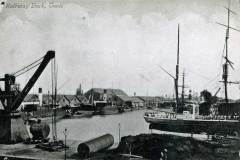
[[101, 105, 120, 115]]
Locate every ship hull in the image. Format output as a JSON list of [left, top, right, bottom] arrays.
[[98, 105, 120, 115], [145, 116, 240, 136]]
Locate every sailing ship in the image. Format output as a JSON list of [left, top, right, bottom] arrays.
[[144, 5, 240, 137]]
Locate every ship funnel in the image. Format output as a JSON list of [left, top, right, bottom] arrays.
[[38, 87, 43, 107]]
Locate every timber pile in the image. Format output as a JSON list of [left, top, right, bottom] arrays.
[[116, 134, 240, 160]]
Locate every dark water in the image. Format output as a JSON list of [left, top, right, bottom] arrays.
[[51, 110, 149, 144]]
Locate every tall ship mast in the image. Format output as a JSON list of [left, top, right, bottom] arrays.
[[222, 2, 231, 104], [181, 70, 185, 107], [218, 1, 240, 104], [144, 3, 240, 137], [157, 24, 181, 113], [175, 24, 180, 112]]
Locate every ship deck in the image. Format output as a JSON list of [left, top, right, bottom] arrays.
[[145, 116, 239, 123], [146, 116, 240, 136]]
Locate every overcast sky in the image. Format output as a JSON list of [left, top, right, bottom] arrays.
[[0, 0, 240, 99]]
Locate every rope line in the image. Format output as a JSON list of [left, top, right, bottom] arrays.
[[15, 61, 42, 77], [13, 56, 44, 76]]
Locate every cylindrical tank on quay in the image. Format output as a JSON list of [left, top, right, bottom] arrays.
[[30, 120, 50, 140], [77, 134, 114, 157]]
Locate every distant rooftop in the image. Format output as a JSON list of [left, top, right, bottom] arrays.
[[116, 95, 132, 102], [85, 88, 128, 96], [23, 94, 88, 104], [130, 96, 144, 103], [138, 96, 163, 102]]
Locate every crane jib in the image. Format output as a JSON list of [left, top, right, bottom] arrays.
[[10, 51, 55, 112]]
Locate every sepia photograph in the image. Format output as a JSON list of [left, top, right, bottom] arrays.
[[0, 0, 240, 159]]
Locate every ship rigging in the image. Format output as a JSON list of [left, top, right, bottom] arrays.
[[217, 1, 240, 103]]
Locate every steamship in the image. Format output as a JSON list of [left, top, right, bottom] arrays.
[[144, 102, 240, 136], [144, 13, 240, 137]]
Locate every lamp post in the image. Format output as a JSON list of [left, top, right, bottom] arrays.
[[63, 128, 68, 160], [118, 123, 121, 143]]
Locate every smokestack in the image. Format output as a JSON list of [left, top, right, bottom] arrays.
[[38, 87, 43, 107]]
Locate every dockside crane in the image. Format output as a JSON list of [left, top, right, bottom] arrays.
[[0, 50, 55, 144]]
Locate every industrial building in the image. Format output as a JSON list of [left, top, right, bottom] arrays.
[[138, 96, 164, 108], [84, 88, 169, 109], [130, 96, 145, 108], [84, 88, 129, 104]]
